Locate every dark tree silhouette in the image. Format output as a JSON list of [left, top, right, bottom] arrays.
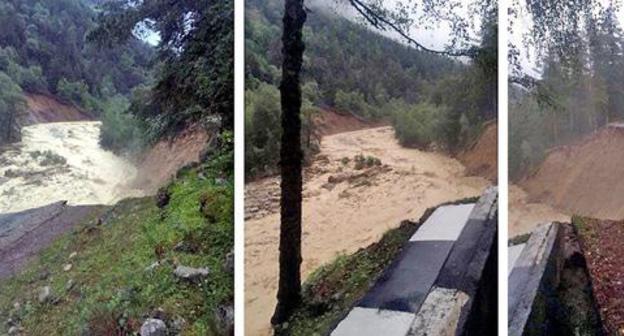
[[272, 0, 307, 326], [272, 0, 496, 326]]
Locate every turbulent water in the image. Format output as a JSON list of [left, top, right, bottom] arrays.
[[0, 122, 146, 214]]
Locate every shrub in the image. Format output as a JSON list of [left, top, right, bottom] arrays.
[[334, 89, 375, 119], [99, 95, 149, 154], [389, 100, 447, 148]]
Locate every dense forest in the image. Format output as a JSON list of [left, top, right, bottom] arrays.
[[0, 0, 153, 146], [0, 0, 234, 155], [509, 4, 624, 180], [245, 0, 497, 178]]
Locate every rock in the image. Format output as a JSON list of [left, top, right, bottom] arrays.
[[173, 265, 209, 283], [170, 316, 186, 334], [69, 252, 77, 259], [224, 250, 234, 274], [8, 326, 20, 335], [214, 304, 234, 335], [38, 270, 50, 281], [155, 188, 170, 209], [173, 241, 198, 254], [65, 279, 75, 291], [150, 307, 167, 321], [63, 264, 72, 272], [145, 261, 161, 272], [38, 286, 51, 303], [140, 318, 167, 336]]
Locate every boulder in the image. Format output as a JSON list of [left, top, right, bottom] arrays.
[[224, 250, 234, 274], [140, 318, 167, 336], [37, 286, 51, 303], [215, 303, 234, 335], [173, 265, 209, 283]]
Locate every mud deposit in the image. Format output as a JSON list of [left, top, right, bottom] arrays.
[[245, 126, 489, 335], [0, 122, 146, 213], [521, 124, 624, 220]]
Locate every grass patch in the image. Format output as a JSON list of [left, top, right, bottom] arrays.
[[276, 196, 479, 336], [0, 141, 233, 335]]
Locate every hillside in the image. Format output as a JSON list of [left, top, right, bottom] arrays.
[[245, 0, 495, 178], [0, 1, 234, 334], [520, 124, 624, 219], [0, 0, 152, 145], [21, 94, 91, 124], [0, 141, 234, 335], [458, 121, 498, 182]]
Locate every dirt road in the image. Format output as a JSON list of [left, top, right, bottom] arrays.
[[244, 126, 490, 335]]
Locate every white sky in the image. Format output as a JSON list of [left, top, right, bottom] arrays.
[[308, 0, 479, 53]]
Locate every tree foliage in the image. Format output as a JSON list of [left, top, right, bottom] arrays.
[[89, 0, 234, 137], [509, 2, 624, 179]]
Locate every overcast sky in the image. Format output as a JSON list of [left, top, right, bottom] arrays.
[[307, 0, 478, 53]]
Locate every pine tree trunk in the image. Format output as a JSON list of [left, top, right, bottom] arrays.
[[272, 0, 306, 326]]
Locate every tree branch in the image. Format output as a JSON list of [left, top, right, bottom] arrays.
[[347, 0, 478, 58]]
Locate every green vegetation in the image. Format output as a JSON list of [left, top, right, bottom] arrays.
[[245, 0, 497, 177], [509, 5, 624, 180], [0, 137, 234, 335], [0, 0, 153, 145], [276, 197, 479, 335], [508, 232, 531, 246], [89, 0, 234, 149], [245, 82, 318, 178], [353, 154, 381, 170]]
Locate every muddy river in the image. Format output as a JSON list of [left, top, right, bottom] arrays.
[[0, 121, 145, 214]]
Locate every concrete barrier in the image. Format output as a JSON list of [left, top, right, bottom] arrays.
[[508, 222, 564, 336], [330, 187, 498, 336]]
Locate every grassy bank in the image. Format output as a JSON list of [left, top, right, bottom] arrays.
[[0, 138, 233, 335], [276, 197, 479, 336]]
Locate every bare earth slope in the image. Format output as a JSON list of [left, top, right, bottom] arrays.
[[132, 125, 210, 193], [313, 109, 385, 136], [245, 126, 489, 335], [521, 124, 624, 220], [21, 94, 91, 125], [459, 121, 498, 182]]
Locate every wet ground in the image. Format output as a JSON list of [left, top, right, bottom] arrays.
[[0, 202, 104, 278]]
